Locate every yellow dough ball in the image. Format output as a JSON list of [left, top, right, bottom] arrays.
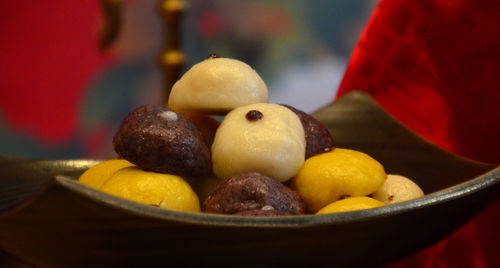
[[290, 148, 386, 212], [316, 196, 385, 215], [100, 167, 200, 213], [78, 159, 135, 189]]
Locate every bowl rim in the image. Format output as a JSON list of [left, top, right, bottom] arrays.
[[55, 165, 500, 228]]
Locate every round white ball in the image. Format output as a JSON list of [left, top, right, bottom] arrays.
[[372, 174, 424, 204], [212, 103, 305, 182], [168, 58, 268, 114]]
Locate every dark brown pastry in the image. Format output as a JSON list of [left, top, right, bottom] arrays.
[[113, 105, 212, 177], [233, 208, 291, 217], [180, 112, 220, 147], [282, 104, 334, 158], [203, 172, 305, 215]]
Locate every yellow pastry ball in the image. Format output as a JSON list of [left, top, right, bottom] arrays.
[[290, 148, 386, 213], [78, 159, 134, 189], [316, 196, 385, 215], [100, 167, 200, 213]]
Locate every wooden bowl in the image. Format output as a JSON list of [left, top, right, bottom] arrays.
[[1, 91, 499, 267]]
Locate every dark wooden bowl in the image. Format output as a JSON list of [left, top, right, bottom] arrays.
[[1, 91, 499, 267]]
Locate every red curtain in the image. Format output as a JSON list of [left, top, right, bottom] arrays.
[[338, 0, 500, 267], [0, 1, 110, 144]]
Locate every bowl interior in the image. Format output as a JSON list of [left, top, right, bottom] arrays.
[[1, 91, 497, 225]]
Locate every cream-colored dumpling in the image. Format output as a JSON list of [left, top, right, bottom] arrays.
[[372, 174, 424, 204], [168, 58, 268, 114], [212, 103, 305, 182]]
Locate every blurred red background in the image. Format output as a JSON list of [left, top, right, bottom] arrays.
[[0, 0, 111, 144]]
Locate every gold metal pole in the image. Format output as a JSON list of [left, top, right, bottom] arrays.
[[160, 0, 186, 106]]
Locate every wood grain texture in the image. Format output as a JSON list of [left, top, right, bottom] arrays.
[[0, 91, 498, 267]]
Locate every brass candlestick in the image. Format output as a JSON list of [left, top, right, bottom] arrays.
[[99, 0, 186, 105], [159, 0, 186, 106]]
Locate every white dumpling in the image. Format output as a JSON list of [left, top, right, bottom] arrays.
[[372, 174, 424, 204], [168, 57, 268, 114], [212, 103, 305, 182]]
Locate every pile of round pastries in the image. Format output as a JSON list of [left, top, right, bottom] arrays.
[[79, 55, 424, 216]]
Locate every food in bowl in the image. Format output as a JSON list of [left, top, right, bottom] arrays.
[[316, 196, 385, 215], [203, 172, 305, 216], [78, 56, 424, 216], [211, 103, 306, 182], [289, 148, 387, 213], [168, 55, 269, 114], [113, 105, 212, 177], [372, 174, 424, 205], [282, 104, 335, 158]]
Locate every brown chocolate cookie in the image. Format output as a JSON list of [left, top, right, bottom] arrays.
[[113, 105, 211, 177], [203, 172, 305, 215], [282, 104, 335, 158], [233, 208, 291, 217]]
